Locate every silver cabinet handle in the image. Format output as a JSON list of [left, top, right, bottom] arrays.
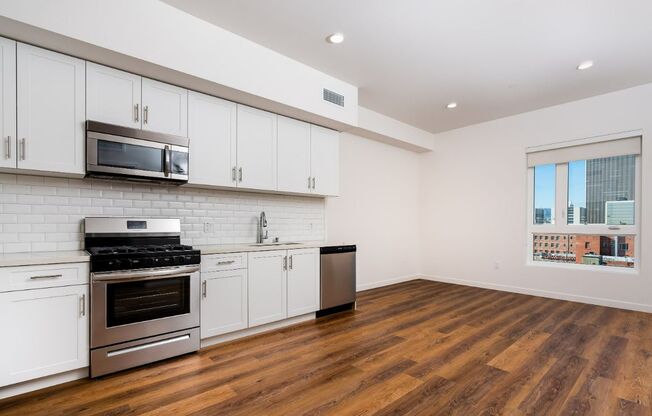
[[202, 280, 207, 298], [134, 104, 140, 122], [20, 138, 26, 160], [143, 105, 149, 124], [164, 145, 171, 177], [238, 167, 243, 182], [80, 294, 86, 317], [312, 177, 316, 189], [217, 260, 236, 265], [30, 274, 62, 280], [283, 256, 287, 271], [232, 167, 237, 182], [4, 136, 10, 159], [289, 255, 293, 270]]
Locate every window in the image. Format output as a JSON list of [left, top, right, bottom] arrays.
[[534, 164, 555, 224], [527, 135, 640, 269]]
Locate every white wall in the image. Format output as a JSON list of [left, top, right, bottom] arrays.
[[327, 133, 421, 290], [0, 174, 325, 253], [420, 83, 652, 312]]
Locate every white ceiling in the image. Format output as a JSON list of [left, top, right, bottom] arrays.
[[162, 0, 652, 134]]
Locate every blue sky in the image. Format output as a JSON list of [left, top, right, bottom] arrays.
[[568, 160, 586, 208], [535, 161, 587, 213]]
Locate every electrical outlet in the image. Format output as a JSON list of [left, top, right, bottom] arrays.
[[494, 261, 500, 270], [203, 222, 213, 233]]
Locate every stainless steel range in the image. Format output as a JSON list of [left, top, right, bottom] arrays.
[[85, 217, 201, 377]]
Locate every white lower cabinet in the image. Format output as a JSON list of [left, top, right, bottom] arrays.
[[247, 250, 287, 327], [0, 284, 89, 387], [287, 248, 320, 317], [201, 268, 248, 338], [200, 248, 320, 337]]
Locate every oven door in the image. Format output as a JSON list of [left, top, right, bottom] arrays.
[[87, 131, 189, 181], [91, 265, 199, 349]]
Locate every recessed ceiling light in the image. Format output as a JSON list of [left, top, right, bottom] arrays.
[[576, 60, 594, 70], [446, 102, 458, 109], [326, 33, 344, 44]]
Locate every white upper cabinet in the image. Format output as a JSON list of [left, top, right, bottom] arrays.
[[142, 77, 188, 137], [16, 43, 85, 175], [277, 116, 311, 194], [287, 248, 320, 318], [0, 284, 89, 387], [86, 62, 142, 129], [310, 125, 340, 196], [236, 105, 277, 190], [0, 37, 16, 170], [248, 250, 287, 327], [188, 91, 237, 187]]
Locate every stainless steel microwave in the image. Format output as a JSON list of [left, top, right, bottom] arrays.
[[86, 121, 189, 183]]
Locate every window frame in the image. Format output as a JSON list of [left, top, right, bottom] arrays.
[[526, 133, 641, 273]]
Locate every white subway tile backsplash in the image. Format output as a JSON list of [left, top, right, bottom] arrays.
[[0, 174, 325, 253]]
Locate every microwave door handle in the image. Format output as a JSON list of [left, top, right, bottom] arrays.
[[164, 145, 171, 177]]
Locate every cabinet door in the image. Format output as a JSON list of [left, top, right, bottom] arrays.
[[287, 248, 319, 317], [248, 250, 287, 327], [277, 116, 311, 193], [188, 91, 237, 187], [236, 105, 277, 190], [310, 125, 340, 196], [0, 37, 16, 169], [0, 285, 88, 387], [201, 269, 248, 338], [141, 77, 188, 137], [86, 62, 141, 129], [16, 43, 85, 175]]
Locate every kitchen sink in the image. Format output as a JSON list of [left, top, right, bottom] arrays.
[[249, 242, 303, 247]]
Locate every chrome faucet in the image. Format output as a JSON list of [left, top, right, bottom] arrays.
[[258, 211, 268, 243]]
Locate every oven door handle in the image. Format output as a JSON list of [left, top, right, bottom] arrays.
[[92, 265, 200, 282]]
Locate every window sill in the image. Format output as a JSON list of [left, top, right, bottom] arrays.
[[526, 260, 639, 275]]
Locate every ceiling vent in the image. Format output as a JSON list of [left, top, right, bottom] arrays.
[[323, 88, 345, 107]]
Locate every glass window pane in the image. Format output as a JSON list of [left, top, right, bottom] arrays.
[[534, 164, 555, 224], [532, 233, 635, 269], [568, 155, 635, 225]]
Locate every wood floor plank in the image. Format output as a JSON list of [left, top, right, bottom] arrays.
[[1, 279, 651, 416]]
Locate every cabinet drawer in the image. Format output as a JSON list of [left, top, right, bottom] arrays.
[[0, 263, 89, 292], [201, 253, 247, 273]]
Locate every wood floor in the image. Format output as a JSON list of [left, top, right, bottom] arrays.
[[2, 279, 652, 415]]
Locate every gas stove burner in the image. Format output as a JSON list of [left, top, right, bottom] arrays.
[[84, 218, 200, 273]]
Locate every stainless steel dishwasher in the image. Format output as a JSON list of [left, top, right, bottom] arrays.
[[317, 245, 356, 317]]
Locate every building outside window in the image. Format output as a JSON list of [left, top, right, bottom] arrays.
[[527, 135, 640, 269]]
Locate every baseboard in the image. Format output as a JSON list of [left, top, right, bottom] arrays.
[[0, 368, 88, 401], [422, 274, 652, 313], [356, 274, 421, 291], [200, 313, 316, 349]]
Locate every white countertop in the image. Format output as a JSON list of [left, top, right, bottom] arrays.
[[0, 250, 90, 267], [0, 242, 355, 267], [196, 241, 355, 255]]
